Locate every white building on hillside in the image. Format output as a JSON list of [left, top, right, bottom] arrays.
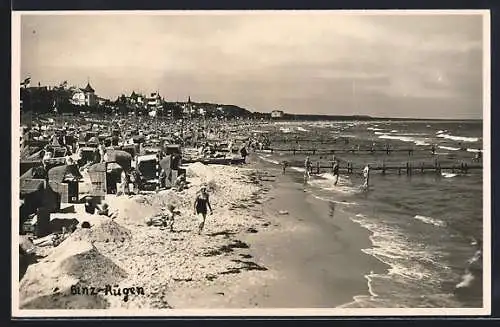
[[146, 92, 163, 113], [271, 110, 285, 118], [70, 82, 97, 107]]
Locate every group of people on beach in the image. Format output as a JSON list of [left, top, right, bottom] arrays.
[[144, 184, 213, 234], [280, 154, 370, 190], [141, 183, 213, 234]]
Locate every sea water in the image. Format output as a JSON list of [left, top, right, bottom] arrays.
[[257, 120, 483, 308]]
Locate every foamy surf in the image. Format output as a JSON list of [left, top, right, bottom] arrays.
[[306, 191, 357, 205], [414, 215, 446, 227], [455, 249, 481, 289], [438, 145, 460, 151], [456, 272, 474, 289], [378, 134, 430, 146], [468, 249, 482, 265], [436, 134, 479, 143], [318, 172, 343, 182], [315, 173, 354, 186], [350, 214, 447, 284], [307, 180, 360, 196], [441, 172, 457, 178], [258, 155, 280, 165], [336, 273, 379, 308], [297, 127, 309, 132]]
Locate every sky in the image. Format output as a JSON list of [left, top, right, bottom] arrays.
[[19, 12, 485, 119]]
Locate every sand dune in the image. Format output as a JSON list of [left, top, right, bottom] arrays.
[[19, 163, 276, 309]]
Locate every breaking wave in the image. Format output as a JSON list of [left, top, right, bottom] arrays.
[[258, 155, 280, 165], [456, 250, 482, 289], [350, 214, 447, 283], [378, 134, 430, 146], [414, 215, 446, 227], [436, 134, 479, 143], [438, 146, 460, 151]]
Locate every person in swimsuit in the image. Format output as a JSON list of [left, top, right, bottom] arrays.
[[332, 160, 340, 186], [303, 156, 312, 184], [194, 185, 213, 234], [362, 164, 370, 189]]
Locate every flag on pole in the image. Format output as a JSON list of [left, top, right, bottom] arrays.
[[20, 77, 31, 87]]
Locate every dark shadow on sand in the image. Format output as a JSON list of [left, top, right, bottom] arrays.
[[207, 230, 237, 237], [19, 252, 45, 280]]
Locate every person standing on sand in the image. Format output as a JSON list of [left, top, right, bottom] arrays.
[[118, 169, 129, 196], [194, 185, 213, 234], [129, 168, 140, 194], [164, 204, 177, 232], [98, 143, 106, 163], [362, 164, 370, 189]]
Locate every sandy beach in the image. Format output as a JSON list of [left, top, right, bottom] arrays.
[[18, 153, 384, 310], [167, 157, 388, 309]]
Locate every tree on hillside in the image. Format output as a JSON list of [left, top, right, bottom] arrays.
[[114, 94, 129, 116]]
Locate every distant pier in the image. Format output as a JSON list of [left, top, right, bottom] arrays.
[[258, 146, 481, 156]]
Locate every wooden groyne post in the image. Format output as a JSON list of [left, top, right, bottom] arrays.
[[406, 162, 411, 175], [278, 160, 481, 175], [460, 162, 469, 174]]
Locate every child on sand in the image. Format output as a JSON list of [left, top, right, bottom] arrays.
[[163, 204, 177, 232], [194, 185, 213, 235], [84, 197, 95, 214], [118, 169, 129, 196]]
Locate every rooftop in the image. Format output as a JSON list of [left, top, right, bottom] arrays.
[[83, 82, 95, 93]]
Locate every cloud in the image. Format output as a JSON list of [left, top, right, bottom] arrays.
[[19, 12, 484, 118]]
